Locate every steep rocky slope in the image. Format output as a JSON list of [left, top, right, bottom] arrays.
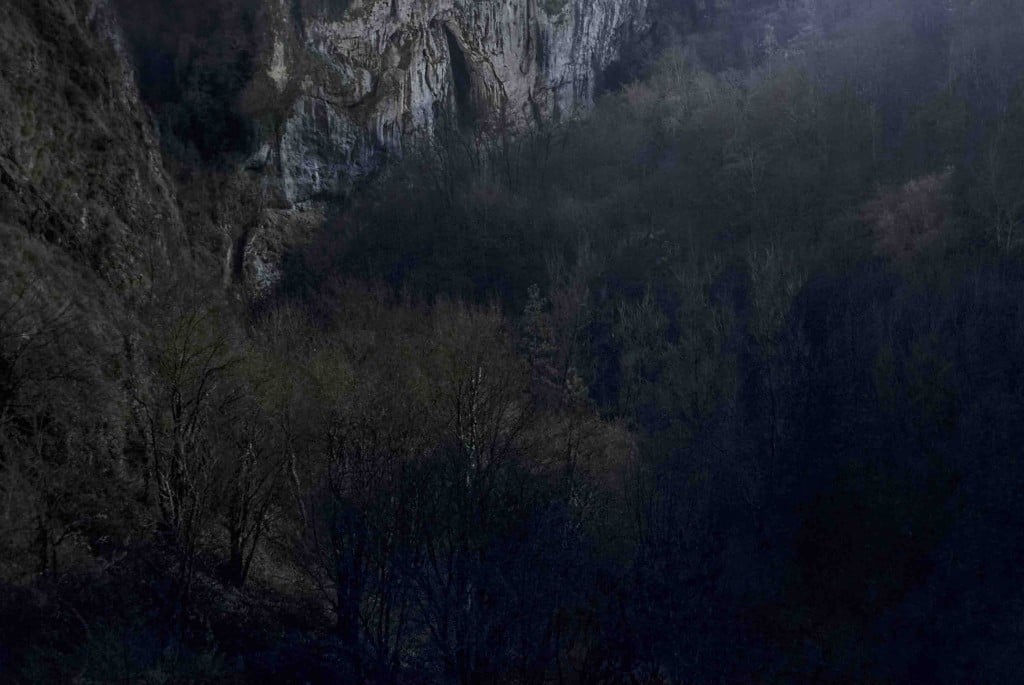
[[1, 0, 651, 294], [0, 0, 194, 563], [116, 0, 650, 206], [101, 0, 652, 288], [0, 0, 186, 294]]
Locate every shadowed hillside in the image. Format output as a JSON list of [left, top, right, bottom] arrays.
[[3, 0, 1024, 682]]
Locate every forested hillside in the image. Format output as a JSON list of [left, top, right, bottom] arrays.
[[3, 0, 1024, 682]]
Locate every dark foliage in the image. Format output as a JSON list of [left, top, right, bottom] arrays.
[[5, 0, 1024, 682]]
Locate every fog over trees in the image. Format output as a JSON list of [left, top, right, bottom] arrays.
[[3, 0, 1024, 682]]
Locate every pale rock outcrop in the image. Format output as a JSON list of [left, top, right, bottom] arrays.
[[254, 0, 650, 205]]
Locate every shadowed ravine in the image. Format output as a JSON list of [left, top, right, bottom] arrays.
[[3, 0, 1024, 682]]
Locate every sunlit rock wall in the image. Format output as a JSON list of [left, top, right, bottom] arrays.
[[254, 0, 649, 204]]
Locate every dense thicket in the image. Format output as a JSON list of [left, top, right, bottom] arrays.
[[4, 0, 1024, 682]]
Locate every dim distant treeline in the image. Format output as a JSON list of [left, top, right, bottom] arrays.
[[3, 0, 1024, 682]]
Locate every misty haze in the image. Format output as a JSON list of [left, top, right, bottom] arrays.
[[2, 0, 1024, 682]]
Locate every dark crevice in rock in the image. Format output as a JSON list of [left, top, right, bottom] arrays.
[[232, 229, 250, 283], [444, 26, 476, 130]]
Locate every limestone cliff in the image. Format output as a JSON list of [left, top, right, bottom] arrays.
[[0, 0, 650, 295], [233, 0, 649, 204], [104, 0, 649, 288]]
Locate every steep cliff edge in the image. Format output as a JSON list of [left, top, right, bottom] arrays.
[[115, 0, 650, 207], [262, 0, 650, 205], [0, 0, 651, 297], [0, 0, 195, 524], [100, 0, 650, 289], [0, 0, 186, 295]]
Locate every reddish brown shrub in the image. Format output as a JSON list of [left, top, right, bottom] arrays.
[[863, 171, 951, 259]]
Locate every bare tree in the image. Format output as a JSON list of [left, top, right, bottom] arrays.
[[0, 280, 112, 578], [214, 391, 284, 587], [129, 294, 243, 615], [412, 302, 533, 683], [290, 295, 433, 680]]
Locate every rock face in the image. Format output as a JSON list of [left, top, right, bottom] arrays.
[[0, 0, 185, 294], [0, 0, 650, 295], [250, 0, 650, 204]]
